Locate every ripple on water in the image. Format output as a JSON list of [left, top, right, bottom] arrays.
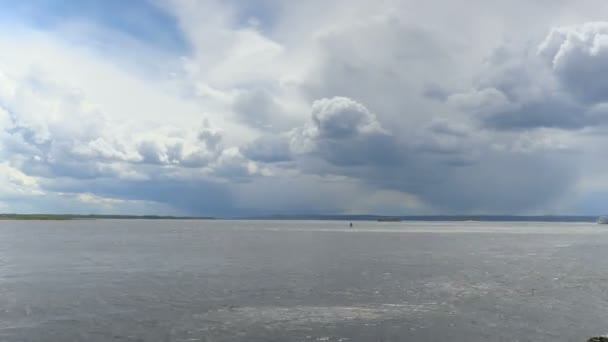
[[167, 303, 439, 340]]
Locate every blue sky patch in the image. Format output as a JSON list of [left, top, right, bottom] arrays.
[[0, 0, 188, 52]]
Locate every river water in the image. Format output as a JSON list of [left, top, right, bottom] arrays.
[[0, 220, 606, 341]]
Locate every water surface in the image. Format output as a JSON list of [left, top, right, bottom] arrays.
[[0, 220, 606, 341]]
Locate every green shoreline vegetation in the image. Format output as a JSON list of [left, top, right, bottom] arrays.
[[0, 214, 214, 220]]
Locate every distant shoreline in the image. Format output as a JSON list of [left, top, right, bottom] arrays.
[[0, 214, 215, 221], [238, 215, 601, 223], [0, 214, 601, 222]]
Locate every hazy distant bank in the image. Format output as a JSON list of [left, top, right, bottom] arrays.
[[0, 214, 214, 221], [243, 214, 600, 223], [0, 214, 601, 222]]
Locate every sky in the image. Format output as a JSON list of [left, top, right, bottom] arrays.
[[2, 0, 608, 216]]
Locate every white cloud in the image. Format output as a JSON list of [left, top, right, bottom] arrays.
[[4, 1, 608, 215], [0, 162, 43, 195], [539, 22, 608, 103], [447, 88, 515, 115]]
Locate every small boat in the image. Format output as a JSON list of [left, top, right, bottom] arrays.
[[597, 216, 608, 224]]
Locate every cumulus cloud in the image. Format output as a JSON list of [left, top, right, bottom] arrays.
[[0, 63, 254, 214], [310, 97, 383, 138], [539, 22, 608, 104], [444, 22, 608, 131], [4, 1, 608, 215], [240, 95, 576, 214], [287, 97, 403, 167]]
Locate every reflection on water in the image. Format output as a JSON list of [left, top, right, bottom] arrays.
[[0, 220, 607, 341]]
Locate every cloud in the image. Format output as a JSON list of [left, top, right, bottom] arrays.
[[288, 97, 404, 167], [0, 57, 253, 214], [539, 22, 608, 104], [210, 147, 258, 181], [444, 22, 608, 131], [240, 95, 577, 214], [232, 87, 296, 131], [310, 97, 383, 139], [302, 13, 453, 132], [41, 175, 235, 216], [3, 1, 608, 216], [473, 92, 588, 130], [242, 135, 291, 163], [0, 69, 231, 172], [231, 173, 428, 216]]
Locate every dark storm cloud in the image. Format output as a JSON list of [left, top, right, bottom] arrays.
[[20, 159, 110, 180], [446, 22, 608, 131], [41, 176, 235, 216], [241, 135, 291, 163], [422, 84, 449, 101], [242, 94, 581, 214], [407, 153, 578, 213], [482, 97, 589, 130], [539, 22, 608, 104]]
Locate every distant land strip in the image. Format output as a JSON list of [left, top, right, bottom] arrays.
[[0, 214, 603, 222], [241, 215, 602, 222], [0, 214, 215, 220]]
